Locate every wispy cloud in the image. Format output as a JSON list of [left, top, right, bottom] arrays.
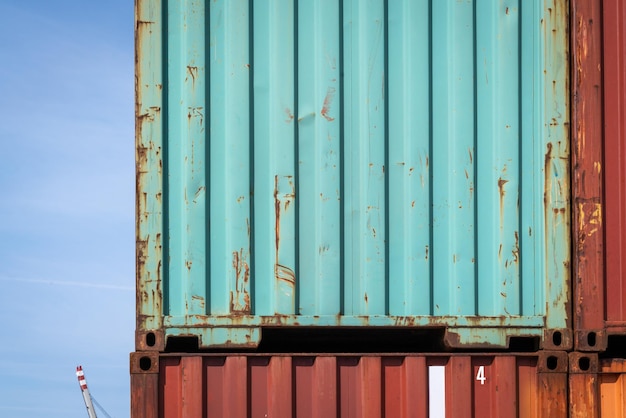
[[0, 276, 133, 291]]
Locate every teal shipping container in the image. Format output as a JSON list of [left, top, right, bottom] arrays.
[[136, 0, 569, 350]]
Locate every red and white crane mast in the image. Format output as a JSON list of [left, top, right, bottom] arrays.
[[76, 365, 98, 418]]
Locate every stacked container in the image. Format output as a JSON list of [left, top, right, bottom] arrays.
[[570, 0, 626, 415], [131, 0, 582, 416]]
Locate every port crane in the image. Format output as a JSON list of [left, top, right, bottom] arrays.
[[76, 365, 113, 418]]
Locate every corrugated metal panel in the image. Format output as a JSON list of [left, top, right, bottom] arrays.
[[130, 352, 568, 418], [136, 0, 570, 349], [603, 0, 626, 333], [569, 352, 600, 417], [569, 355, 626, 418], [572, 0, 626, 350], [571, 0, 606, 351], [600, 359, 626, 417]]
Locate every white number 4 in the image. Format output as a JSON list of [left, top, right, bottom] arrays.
[[476, 366, 486, 385]]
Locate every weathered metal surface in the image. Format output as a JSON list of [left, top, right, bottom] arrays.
[[571, 0, 606, 352], [599, 358, 626, 417], [569, 354, 626, 417], [130, 352, 568, 418], [136, 0, 570, 349], [569, 352, 600, 417], [130, 352, 159, 418], [572, 0, 626, 351], [603, 0, 626, 338]]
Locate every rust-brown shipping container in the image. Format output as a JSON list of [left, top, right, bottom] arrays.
[[572, 0, 626, 351], [569, 354, 626, 417], [130, 352, 568, 418]]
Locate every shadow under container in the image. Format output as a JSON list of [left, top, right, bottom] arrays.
[[136, 0, 570, 350]]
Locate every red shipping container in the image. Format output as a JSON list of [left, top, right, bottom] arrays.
[[130, 352, 567, 418], [571, 0, 626, 350]]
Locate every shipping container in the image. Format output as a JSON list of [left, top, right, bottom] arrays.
[[130, 351, 568, 418], [569, 354, 626, 417], [572, 0, 626, 351], [136, 0, 570, 350]]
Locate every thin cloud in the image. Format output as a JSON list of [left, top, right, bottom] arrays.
[[0, 276, 133, 291]]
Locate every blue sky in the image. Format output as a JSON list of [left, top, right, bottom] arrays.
[[0, 1, 134, 416]]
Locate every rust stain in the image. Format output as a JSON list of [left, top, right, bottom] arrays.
[[577, 202, 602, 249], [468, 148, 473, 164], [593, 161, 601, 174], [185, 260, 192, 271], [364, 293, 368, 303], [274, 175, 280, 255], [284, 108, 294, 123], [498, 177, 508, 227], [544, 142, 553, 240], [191, 295, 205, 310], [498, 178, 509, 196], [273, 176, 297, 294], [275, 264, 295, 286], [230, 249, 250, 313], [186, 66, 198, 86], [512, 231, 519, 263], [320, 87, 336, 121], [425, 245, 429, 260], [187, 107, 204, 126]]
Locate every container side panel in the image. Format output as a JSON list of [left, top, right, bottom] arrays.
[[136, 0, 164, 332], [445, 357, 472, 418], [538, 373, 568, 418], [517, 357, 539, 418], [472, 356, 518, 417], [382, 357, 428, 418], [294, 357, 338, 418], [253, 0, 297, 316], [131, 366, 159, 418], [338, 357, 382, 418], [166, 0, 208, 318], [387, 0, 432, 316], [205, 356, 248, 418], [138, 0, 570, 345], [160, 357, 182, 418], [153, 354, 566, 417], [570, 373, 600, 418], [542, 0, 570, 330], [342, 0, 387, 316], [431, 0, 477, 316], [604, 0, 626, 323], [519, 0, 542, 317], [600, 359, 626, 418], [475, 0, 521, 317], [297, 0, 342, 316], [571, 0, 605, 340], [183, 357, 204, 416], [249, 357, 293, 418], [208, 0, 252, 315]]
